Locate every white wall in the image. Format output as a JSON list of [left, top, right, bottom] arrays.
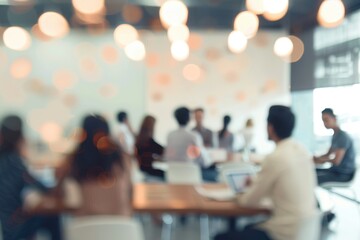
[[0, 29, 290, 154], [144, 30, 290, 153]]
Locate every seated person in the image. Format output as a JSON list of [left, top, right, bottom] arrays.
[[215, 106, 317, 240], [135, 115, 164, 179], [0, 115, 62, 240], [68, 115, 132, 216], [164, 107, 216, 182], [314, 108, 356, 185]]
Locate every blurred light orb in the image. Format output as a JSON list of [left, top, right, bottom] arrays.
[[40, 122, 62, 143], [124, 40, 146, 61], [264, 0, 288, 14], [263, 8, 288, 21], [246, 0, 265, 14], [167, 24, 190, 42], [72, 0, 104, 15], [3, 26, 31, 51], [234, 11, 259, 39], [114, 24, 139, 47], [183, 64, 202, 81], [288, 35, 304, 63], [171, 41, 189, 61], [38, 12, 69, 38], [274, 37, 293, 58], [228, 31, 247, 53], [10, 58, 32, 79], [317, 0, 345, 28], [159, 0, 188, 28]]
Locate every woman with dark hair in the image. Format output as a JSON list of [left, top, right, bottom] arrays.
[[0, 115, 62, 240], [69, 114, 132, 216], [135, 115, 164, 178], [218, 115, 234, 152]]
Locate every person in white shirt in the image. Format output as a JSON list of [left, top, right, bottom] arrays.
[[164, 107, 216, 181], [116, 111, 135, 156], [215, 105, 317, 240]]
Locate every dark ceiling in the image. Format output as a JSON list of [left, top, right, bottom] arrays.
[[1, 0, 360, 33]]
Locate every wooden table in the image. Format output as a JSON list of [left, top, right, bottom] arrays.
[[133, 183, 270, 216]]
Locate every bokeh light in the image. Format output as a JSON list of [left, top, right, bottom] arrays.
[[188, 33, 203, 50], [145, 52, 160, 67], [171, 41, 189, 61], [264, 0, 288, 15], [38, 12, 69, 38], [72, 0, 104, 15], [101, 45, 119, 64], [114, 24, 139, 47], [153, 73, 172, 86], [228, 31, 247, 53], [124, 40, 146, 61], [53, 70, 77, 91], [167, 24, 190, 42], [263, 7, 288, 21], [183, 64, 202, 81], [274, 36, 293, 58], [3, 26, 31, 51], [246, 0, 265, 14], [10, 58, 32, 79], [234, 11, 259, 39], [159, 0, 188, 28], [317, 0, 345, 28], [288, 35, 305, 63], [122, 4, 143, 24], [40, 122, 62, 143]]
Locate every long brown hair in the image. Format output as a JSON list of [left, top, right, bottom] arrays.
[[136, 115, 155, 146]]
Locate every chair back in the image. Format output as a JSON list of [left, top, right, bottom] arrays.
[[321, 168, 358, 188], [166, 162, 202, 184], [66, 216, 144, 240], [294, 211, 322, 240]]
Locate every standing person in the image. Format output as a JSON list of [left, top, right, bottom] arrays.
[[215, 106, 317, 240], [116, 111, 136, 156], [164, 107, 216, 181], [314, 108, 356, 184], [68, 115, 132, 217], [218, 115, 234, 152], [135, 115, 164, 179], [192, 108, 216, 148], [240, 118, 255, 162], [0, 115, 62, 240]]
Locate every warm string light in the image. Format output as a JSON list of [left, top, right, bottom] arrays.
[[317, 0, 345, 28], [3, 26, 31, 51], [38, 12, 69, 39], [228, 31, 248, 53]]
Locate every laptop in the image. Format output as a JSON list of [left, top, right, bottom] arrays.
[[225, 169, 254, 194]]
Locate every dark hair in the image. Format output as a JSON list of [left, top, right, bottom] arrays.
[[267, 105, 295, 139], [193, 108, 204, 113], [136, 115, 155, 146], [117, 111, 127, 123], [0, 115, 23, 155], [174, 107, 190, 126], [71, 114, 124, 182], [219, 115, 231, 138], [322, 108, 336, 118]]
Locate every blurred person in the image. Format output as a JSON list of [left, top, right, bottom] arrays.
[[240, 118, 255, 161], [192, 108, 216, 148], [116, 111, 135, 156], [215, 106, 317, 240], [69, 115, 132, 216], [218, 115, 234, 152], [314, 108, 356, 184], [0, 115, 62, 240], [164, 107, 217, 181], [135, 115, 164, 179]]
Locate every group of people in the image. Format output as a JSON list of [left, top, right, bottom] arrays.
[[0, 105, 356, 240]]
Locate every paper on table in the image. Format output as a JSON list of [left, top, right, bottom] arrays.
[[195, 185, 235, 201]]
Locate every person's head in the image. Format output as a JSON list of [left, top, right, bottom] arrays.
[[0, 115, 24, 155], [193, 108, 204, 126], [267, 105, 295, 142], [219, 115, 231, 138], [117, 111, 128, 123], [174, 107, 190, 126], [72, 114, 123, 182], [245, 119, 254, 128], [136, 115, 156, 145], [321, 108, 338, 129]]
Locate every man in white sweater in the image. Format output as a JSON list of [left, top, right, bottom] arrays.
[[215, 105, 317, 240]]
